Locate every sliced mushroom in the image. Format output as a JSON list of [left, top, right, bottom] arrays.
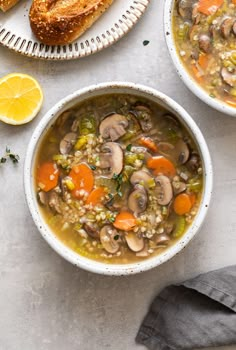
[[60, 132, 77, 155], [99, 114, 128, 141], [172, 181, 187, 195], [59, 175, 66, 201], [165, 222, 174, 235], [186, 153, 200, 171], [233, 21, 236, 36], [48, 191, 62, 214], [220, 17, 234, 38], [100, 225, 119, 254], [128, 186, 148, 214], [155, 175, 173, 206], [130, 170, 153, 189], [133, 104, 153, 132], [198, 34, 211, 53], [177, 0, 196, 19], [99, 142, 124, 178], [192, 4, 200, 24], [125, 232, 144, 252], [136, 244, 149, 257], [174, 139, 190, 164], [155, 234, 170, 245], [38, 191, 48, 206], [158, 142, 175, 157], [71, 118, 79, 132], [221, 67, 236, 87], [84, 223, 100, 239]]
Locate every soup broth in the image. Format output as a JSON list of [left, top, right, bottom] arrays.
[[35, 94, 203, 264]]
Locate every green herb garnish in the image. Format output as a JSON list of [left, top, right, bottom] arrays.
[[143, 40, 150, 46], [1, 147, 20, 165], [126, 144, 132, 151], [112, 173, 123, 197], [114, 235, 120, 241], [89, 165, 97, 170]]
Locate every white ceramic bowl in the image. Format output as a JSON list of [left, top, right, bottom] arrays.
[[24, 82, 213, 276], [164, 0, 236, 117]]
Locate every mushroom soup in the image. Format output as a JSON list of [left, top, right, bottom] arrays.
[[35, 94, 203, 264], [173, 0, 236, 107]]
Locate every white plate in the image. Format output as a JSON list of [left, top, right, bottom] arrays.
[[0, 0, 149, 60]]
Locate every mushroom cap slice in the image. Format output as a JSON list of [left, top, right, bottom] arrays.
[[233, 21, 236, 36], [48, 191, 62, 214], [60, 132, 77, 155], [130, 170, 153, 189], [155, 175, 173, 206], [177, 0, 196, 19], [155, 234, 170, 245], [220, 17, 234, 38], [126, 232, 145, 252], [173, 181, 187, 195], [198, 34, 211, 53], [100, 142, 124, 178], [221, 67, 236, 87], [84, 223, 100, 239], [99, 114, 128, 141], [133, 104, 153, 132], [128, 186, 148, 214], [38, 191, 48, 205], [100, 225, 119, 254], [174, 139, 190, 164]]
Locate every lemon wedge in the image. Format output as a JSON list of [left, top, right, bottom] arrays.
[[0, 73, 43, 125]]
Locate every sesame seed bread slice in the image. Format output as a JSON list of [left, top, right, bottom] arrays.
[[29, 0, 114, 46], [0, 0, 19, 12]]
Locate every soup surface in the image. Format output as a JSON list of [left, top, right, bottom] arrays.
[[35, 94, 203, 264], [173, 0, 236, 107]]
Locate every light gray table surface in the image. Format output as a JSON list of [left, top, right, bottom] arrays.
[[0, 1, 236, 349]]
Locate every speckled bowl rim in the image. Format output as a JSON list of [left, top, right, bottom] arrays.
[[164, 0, 236, 117], [0, 0, 150, 60], [24, 82, 213, 276]]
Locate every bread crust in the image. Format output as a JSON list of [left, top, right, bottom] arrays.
[[29, 0, 114, 46], [0, 0, 19, 12]]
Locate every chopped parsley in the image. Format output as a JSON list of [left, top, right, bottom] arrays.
[[143, 40, 150, 46], [1, 147, 20, 165], [126, 144, 132, 151]]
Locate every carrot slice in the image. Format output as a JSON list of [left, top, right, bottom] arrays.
[[113, 212, 137, 231], [197, 0, 224, 15], [86, 187, 107, 206], [174, 193, 193, 215], [225, 99, 236, 108], [198, 53, 210, 70], [138, 136, 158, 153], [147, 156, 176, 177], [69, 163, 94, 198], [191, 65, 204, 83], [37, 162, 59, 192]]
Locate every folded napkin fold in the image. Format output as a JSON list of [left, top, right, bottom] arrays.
[[136, 265, 236, 350]]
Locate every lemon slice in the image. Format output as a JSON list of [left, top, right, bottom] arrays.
[[0, 73, 43, 125]]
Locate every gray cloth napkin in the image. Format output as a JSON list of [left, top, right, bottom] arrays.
[[136, 265, 236, 350]]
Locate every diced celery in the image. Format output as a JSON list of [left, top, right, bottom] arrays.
[[79, 115, 96, 135], [172, 216, 186, 238], [74, 136, 87, 150], [147, 178, 156, 189], [64, 179, 75, 191], [52, 154, 66, 161], [125, 153, 138, 165]]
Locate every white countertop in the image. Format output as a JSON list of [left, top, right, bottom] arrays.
[[0, 1, 236, 349]]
